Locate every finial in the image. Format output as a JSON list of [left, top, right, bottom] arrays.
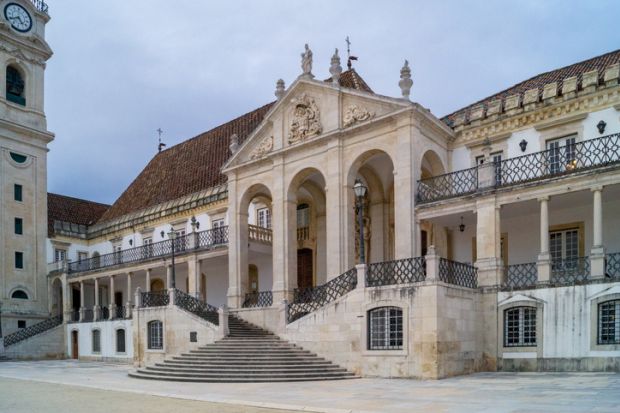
[[275, 79, 285, 100], [399, 59, 413, 100], [329, 48, 342, 85], [345, 36, 358, 70], [229, 134, 239, 154], [157, 128, 166, 152], [300, 43, 314, 79]]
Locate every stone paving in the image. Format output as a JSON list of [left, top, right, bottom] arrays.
[[0, 360, 619, 413]]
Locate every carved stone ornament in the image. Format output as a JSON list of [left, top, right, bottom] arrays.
[[249, 136, 274, 160], [343, 105, 374, 128], [288, 93, 322, 144]]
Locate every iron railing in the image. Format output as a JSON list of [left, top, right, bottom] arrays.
[[503, 262, 538, 289], [30, 0, 49, 14], [417, 133, 620, 203], [67, 310, 80, 323], [248, 225, 272, 243], [68, 227, 229, 275], [297, 227, 310, 241], [141, 291, 170, 307], [438, 258, 478, 289], [551, 257, 590, 285], [100, 307, 110, 320], [417, 166, 478, 203], [82, 308, 94, 322], [115, 305, 130, 319], [287, 268, 357, 323], [3, 315, 62, 347], [242, 291, 273, 308], [607, 252, 620, 278], [366, 257, 426, 287], [173, 289, 219, 325]]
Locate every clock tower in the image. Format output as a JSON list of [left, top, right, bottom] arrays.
[[0, 0, 53, 336]]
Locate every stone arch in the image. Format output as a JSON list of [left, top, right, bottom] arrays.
[[420, 149, 446, 180], [5, 62, 28, 106], [51, 277, 63, 316], [10, 286, 30, 300]]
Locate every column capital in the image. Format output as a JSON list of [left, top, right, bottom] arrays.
[[538, 196, 550, 202], [591, 185, 604, 193]]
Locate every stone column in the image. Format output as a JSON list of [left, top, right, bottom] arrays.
[[425, 245, 440, 282], [187, 256, 200, 298], [62, 276, 72, 321], [537, 196, 551, 284], [166, 265, 172, 289], [475, 200, 502, 286], [93, 278, 101, 321], [591, 186, 606, 279], [108, 275, 116, 320], [217, 306, 229, 339], [325, 138, 345, 276], [126, 272, 133, 318], [393, 119, 415, 259], [79, 281, 85, 321], [415, 220, 422, 257], [145, 268, 152, 292], [227, 175, 248, 308]]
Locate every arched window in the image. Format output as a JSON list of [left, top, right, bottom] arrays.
[[116, 329, 126, 353], [148, 320, 163, 349], [368, 307, 403, 350], [6, 65, 25, 106], [11, 289, 28, 299], [92, 329, 101, 353], [598, 299, 620, 345], [504, 307, 536, 347]]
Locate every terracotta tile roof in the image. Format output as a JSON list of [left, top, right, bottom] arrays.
[[442, 49, 620, 126], [324, 68, 374, 93], [47, 193, 110, 236], [98, 102, 275, 223], [97, 69, 375, 224]]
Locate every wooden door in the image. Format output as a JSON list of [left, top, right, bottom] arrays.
[[297, 248, 313, 290], [71, 331, 79, 359]]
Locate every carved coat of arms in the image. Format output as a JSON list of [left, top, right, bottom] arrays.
[[288, 94, 322, 144], [343, 105, 374, 128], [249, 136, 274, 160]]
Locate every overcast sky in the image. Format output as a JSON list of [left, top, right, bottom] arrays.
[[44, 0, 620, 205]]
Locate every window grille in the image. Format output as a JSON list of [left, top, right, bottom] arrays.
[[504, 307, 536, 347], [368, 307, 403, 350], [148, 320, 163, 349], [598, 300, 620, 345]]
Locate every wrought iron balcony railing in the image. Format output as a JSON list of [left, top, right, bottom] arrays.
[[417, 133, 620, 203], [503, 262, 538, 289], [438, 258, 478, 289], [30, 0, 49, 15], [68, 226, 229, 275], [366, 257, 426, 287], [248, 225, 272, 243], [141, 291, 170, 308], [242, 291, 273, 308], [551, 257, 590, 285], [607, 252, 620, 278], [173, 289, 219, 325], [3, 315, 62, 347]]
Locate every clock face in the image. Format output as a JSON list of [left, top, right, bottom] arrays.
[[4, 3, 32, 33]]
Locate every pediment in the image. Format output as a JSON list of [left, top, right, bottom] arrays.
[[224, 78, 409, 169]]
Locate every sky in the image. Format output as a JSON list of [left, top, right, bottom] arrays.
[[44, 0, 620, 205]]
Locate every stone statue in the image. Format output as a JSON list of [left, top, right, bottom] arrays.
[[229, 133, 239, 154], [329, 48, 342, 84], [288, 94, 322, 144], [399, 59, 413, 100], [275, 79, 285, 100], [301, 44, 314, 78]]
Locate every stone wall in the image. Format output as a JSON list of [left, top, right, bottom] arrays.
[[2, 324, 65, 360]]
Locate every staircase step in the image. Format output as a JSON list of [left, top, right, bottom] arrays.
[[129, 371, 356, 383]]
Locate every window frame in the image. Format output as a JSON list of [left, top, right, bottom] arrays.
[[147, 320, 163, 350], [6, 64, 26, 106], [11, 289, 28, 300], [367, 306, 404, 351], [15, 251, 24, 269], [590, 294, 620, 351], [503, 306, 537, 347], [116, 328, 127, 353], [256, 207, 272, 229], [14, 217, 23, 235], [92, 329, 101, 353], [14, 183, 23, 201], [54, 248, 67, 263]]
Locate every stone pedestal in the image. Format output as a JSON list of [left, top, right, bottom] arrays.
[[425, 247, 439, 282], [590, 246, 606, 279], [537, 253, 551, 285], [355, 264, 366, 288], [218, 306, 229, 339], [108, 304, 116, 320]]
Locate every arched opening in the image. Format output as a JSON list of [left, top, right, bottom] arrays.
[[287, 168, 327, 289], [147, 320, 163, 350], [6, 65, 25, 106], [419, 150, 448, 257], [116, 329, 126, 353], [420, 150, 446, 180], [11, 289, 28, 300], [248, 264, 259, 293], [347, 150, 396, 266], [150, 278, 165, 292], [71, 330, 79, 359], [51, 278, 63, 317]]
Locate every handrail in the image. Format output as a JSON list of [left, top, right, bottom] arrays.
[[248, 225, 272, 243], [173, 289, 219, 326], [366, 257, 426, 287], [3, 315, 62, 347], [438, 258, 477, 288], [242, 291, 273, 308]]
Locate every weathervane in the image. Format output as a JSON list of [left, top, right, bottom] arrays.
[[345, 36, 358, 70], [157, 128, 166, 152]]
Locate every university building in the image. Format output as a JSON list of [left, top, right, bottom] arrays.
[[1, 0, 619, 379]]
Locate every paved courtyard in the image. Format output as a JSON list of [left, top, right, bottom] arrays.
[[0, 361, 619, 413]]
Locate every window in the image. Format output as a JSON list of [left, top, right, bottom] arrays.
[[174, 229, 186, 251], [550, 228, 579, 271], [6, 65, 25, 106], [492, 151, 503, 185], [14, 184, 22, 201], [18, 320, 26, 329], [15, 251, 23, 269], [504, 307, 536, 347], [92, 330, 101, 353], [475, 155, 485, 165], [54, 248, 66, 263], [9, 152, 27, 163], [598, 300, 620, 345], [148, 320, 163, 349], [546, 134, 577, 174], [212, 219, 225, 244], [296, 204, 310, 228], [368, 307, 403, 350], [116, 329, 126, 353], [11, 290, 28, 299], [142, 237, 153, 258], [257, 208, 272, 229], [14, 217, 23, 235], [77, 251, 88, 262], [113, 244, 122, 264]]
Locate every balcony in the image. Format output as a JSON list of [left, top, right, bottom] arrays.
[[417, 133, 620, 204], [30, 0, 49, 15], [68, 226, 229, 275], [248, 224, 272, 243]]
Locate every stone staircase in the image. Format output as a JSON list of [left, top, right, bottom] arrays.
[[129, 315, 357, 382]]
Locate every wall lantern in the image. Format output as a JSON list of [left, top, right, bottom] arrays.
[[459, 216, 465, 233], [129, 239, 133, 246], [190, 216, 200, 231], [597, 120, 607, 134], [519, 139, 528, 152], [353, 178, 368, 264]]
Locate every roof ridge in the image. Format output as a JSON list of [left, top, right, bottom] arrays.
[[48, 192, 111, 208]]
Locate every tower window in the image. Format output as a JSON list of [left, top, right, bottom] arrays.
[[10, 152, 27, 163], [6, 65, 25, 106], [15, 251, 24, 269], [18, 320, 26, 329], [11, 290, 28, 299], [15, 217, 23, 235], [14, 184, 23, 201]]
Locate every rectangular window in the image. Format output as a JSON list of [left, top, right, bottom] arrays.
[[113, 245, 122, 264], [148, 321, 163, 350], [599, 300, 620, 345], [257, 208, 272, 229], [14, 217, 23, 235], [504, 307, 537, 347], [54, 249, 66, 263], [475, 155, 485, 165], [142, 237, 153, 258], [212, 219, 225, 244], [92, 330, 101, 353], [14, 184, 23, 201], [492, 151, 503, 185], [18, 320, 26, 329], [77, 251, 88, 262], [15, 251, 23, 269], [546, 134, 577, 174], [550, 228, 579, 270]]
